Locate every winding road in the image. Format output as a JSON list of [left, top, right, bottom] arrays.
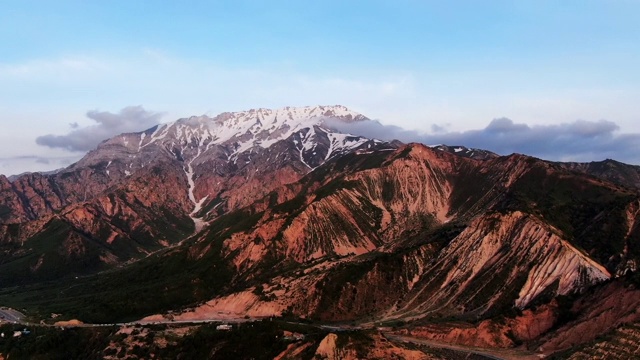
[[384, 334, 544, 360], [0, 306, 547, 359]]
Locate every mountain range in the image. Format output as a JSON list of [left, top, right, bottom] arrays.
[[1, 105, 640, 359]]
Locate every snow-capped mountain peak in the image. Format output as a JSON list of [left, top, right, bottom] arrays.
[[69, 105, 390, 222], [74, 105, 390, 183], [137, 105, 370, 154], [212, 105, 368, 125]]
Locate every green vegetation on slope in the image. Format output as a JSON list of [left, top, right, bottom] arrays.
[[0, 320, 330, 360], [503, 164, 639, 270]]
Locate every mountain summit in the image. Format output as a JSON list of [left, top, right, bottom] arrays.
[[76, 105, 376, 170], [142, 104, 369, 152], [0, 105, 394, 232], [70, 105, 391, 225]]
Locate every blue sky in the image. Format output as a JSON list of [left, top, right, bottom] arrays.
[[1, 0, 639, 175]]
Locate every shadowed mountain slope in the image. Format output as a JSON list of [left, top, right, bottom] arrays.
[[0, 106, 639, 358]]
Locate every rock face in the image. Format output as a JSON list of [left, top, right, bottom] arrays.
[[122, 142, 638, 337], [311, 333, 433, 360], [0, 163, 196, 287], [1, 105, 383, 224], [0, 105, 394, 284], [538, 280, 640, 352], [407, 302, 558, 348], [1, 105, 640, 357], [181, 143, 635, 321], [385, 210, 610, 320]]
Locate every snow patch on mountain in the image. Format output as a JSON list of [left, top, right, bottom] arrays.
[[74, 105, 392, 223], [139, 105, 368, 155], [324, 132, 371, 161]]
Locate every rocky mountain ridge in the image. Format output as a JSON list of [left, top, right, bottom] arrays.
[[429, 144, 498, 161], [1, 105, 640, 358], [0, 105, 387, 223], [0, 105, 396, 285]]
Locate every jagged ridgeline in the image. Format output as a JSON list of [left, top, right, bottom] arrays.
[[0, 106, 392, 286], [0, 106, 639, 356]]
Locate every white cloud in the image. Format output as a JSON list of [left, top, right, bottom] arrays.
[[36, 106, 164, 152], [1, 50, 639, 174], [329, 117, 640, 165]]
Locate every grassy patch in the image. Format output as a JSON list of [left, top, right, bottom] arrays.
[[0, 323, 113, 360], [0, 231, 234, 323]]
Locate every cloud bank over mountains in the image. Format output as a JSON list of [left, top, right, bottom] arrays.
[[328, 117, 640, 165], [7, 105, 635, 178], [36, 106, 163, 152], [34, 105, 640, 166]]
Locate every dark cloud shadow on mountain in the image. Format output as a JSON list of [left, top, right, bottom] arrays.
[[326, 117, 640, 165], [36, 106, 163, 152]]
